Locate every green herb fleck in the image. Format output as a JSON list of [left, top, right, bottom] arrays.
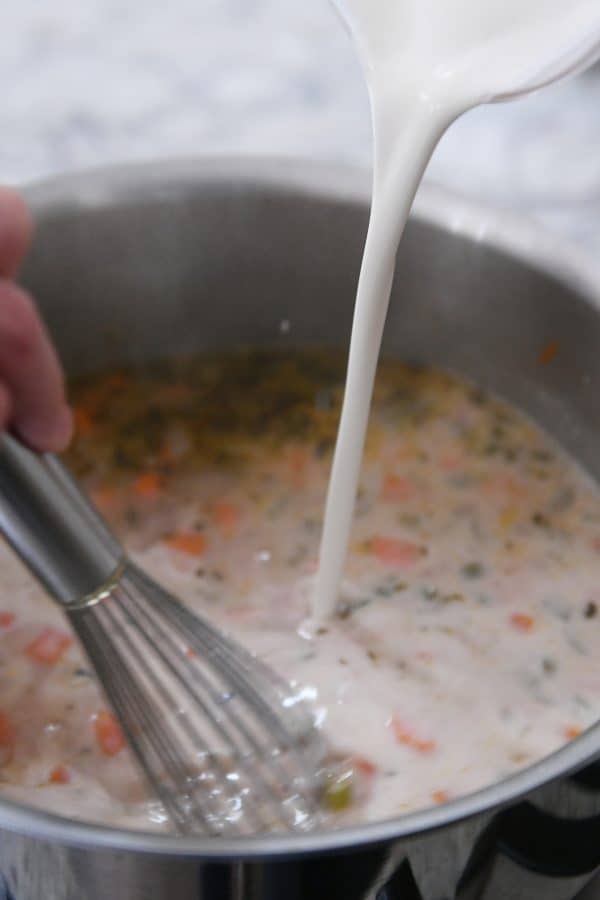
[[398, 513, 421, 528], [532, 512, 551, 528], [461, 562, 484, 579], [422, 587, 464, 604], [323, 770, 353, 812]]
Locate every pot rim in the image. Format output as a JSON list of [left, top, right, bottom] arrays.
[[5, 154, 600, 858]]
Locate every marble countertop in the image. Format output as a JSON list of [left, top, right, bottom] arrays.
[[3, 0, 600, 255]]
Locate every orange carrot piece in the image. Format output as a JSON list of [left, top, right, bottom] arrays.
[[89, 485, 119, 516], [104, 373, 128, 391], [432, 789, 451, 805], [158, 440, 176, 465], [73, 405, 95, 436], [49, 764, 71, 785], [440, 454, 462, 472], [510, 612, 535, 633], [164, 532, 207, 556], [538, 340, 559, 365], [212, 501, 240, 535], [381, 474, 415, 503], [95, 711, 126, 757], [0, 612, 15, 628], [0, 712, 14, 765], [563, 725, 583, 741], [286, 447, 309, 488], [391, 716, 436, 754], [289, 448, 308, 473], [484, 474, 527, 500], [353, 756, 377, 778], [25, 628, 73, 665], [371, 536, 422, 568], [133, 472, 163, 499]]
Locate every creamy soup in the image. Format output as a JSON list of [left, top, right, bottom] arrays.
[[0, 350, 599, 829]]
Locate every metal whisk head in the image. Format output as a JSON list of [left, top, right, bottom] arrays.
[[69, 563, 325, 835], [0, 435, 325, 835]]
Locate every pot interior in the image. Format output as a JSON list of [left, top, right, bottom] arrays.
[[22, 162, 600, 483], [9, 158, 600, 855]]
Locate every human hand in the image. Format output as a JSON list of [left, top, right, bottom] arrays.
[[0, 187, 72, 452]]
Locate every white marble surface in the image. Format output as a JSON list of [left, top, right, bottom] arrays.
[[2, 0, 600, 254]]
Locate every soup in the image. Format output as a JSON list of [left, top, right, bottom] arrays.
[[0, 350, 599, 830]]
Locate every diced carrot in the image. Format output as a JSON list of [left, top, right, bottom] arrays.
[[484, 474, 527, 500], [105, 373, 128, 391], [211, 501, 240, 536], [0, 711, 15, 765], [563, 725, 583, 741], [133, 472, 163, 499], [0, 612, 15, 628], [25, 628, 73, 665], [0, 712, 14, 765], [440, 454, 462, 472], [432, 789, 451, 805], [391, 716, 436, 754], [381, 474, 415, 503], [509, 613, 535, 633], [49, 764, 71, 785], [0, 713, 14, 747], [158, 442, 175, 465], [163, 532, 207, 556], [73, 405, 95, 436], [353, 757, 377, 778], [89, 485, 119, 516], [538, 340, 559, 366], [95, 711, 126, 757], [289, 448, 308, 473], [156, 382, 192, 406], [287, 448, 309, 488], [371, 536, 423, 568]]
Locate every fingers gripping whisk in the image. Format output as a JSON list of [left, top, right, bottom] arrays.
[[0, 435, 325, 836], [68, 564, 325, 835]]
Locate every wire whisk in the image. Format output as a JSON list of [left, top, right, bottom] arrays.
[[0, 434, 325, 835]]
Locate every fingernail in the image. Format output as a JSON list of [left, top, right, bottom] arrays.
[[17, 405, 74, 453], [49, 405, 74, 452]]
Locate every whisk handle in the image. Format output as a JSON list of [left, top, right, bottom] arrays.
[[0, 433, 123, 606]]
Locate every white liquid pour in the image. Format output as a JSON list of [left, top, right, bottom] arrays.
[[313, 0, 600, 619]]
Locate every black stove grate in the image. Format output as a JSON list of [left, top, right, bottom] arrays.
[[5, 763, 600, 900]]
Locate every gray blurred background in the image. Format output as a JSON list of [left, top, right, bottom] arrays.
[[3, 0, 600, 255]]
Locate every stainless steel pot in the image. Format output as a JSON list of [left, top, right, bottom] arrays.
[[4, 158, 600, 900]]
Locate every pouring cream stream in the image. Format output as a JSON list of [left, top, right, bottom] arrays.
[[313, 0, 600, 619]]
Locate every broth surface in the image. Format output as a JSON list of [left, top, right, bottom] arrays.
[[0, 350, 599, 829]]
